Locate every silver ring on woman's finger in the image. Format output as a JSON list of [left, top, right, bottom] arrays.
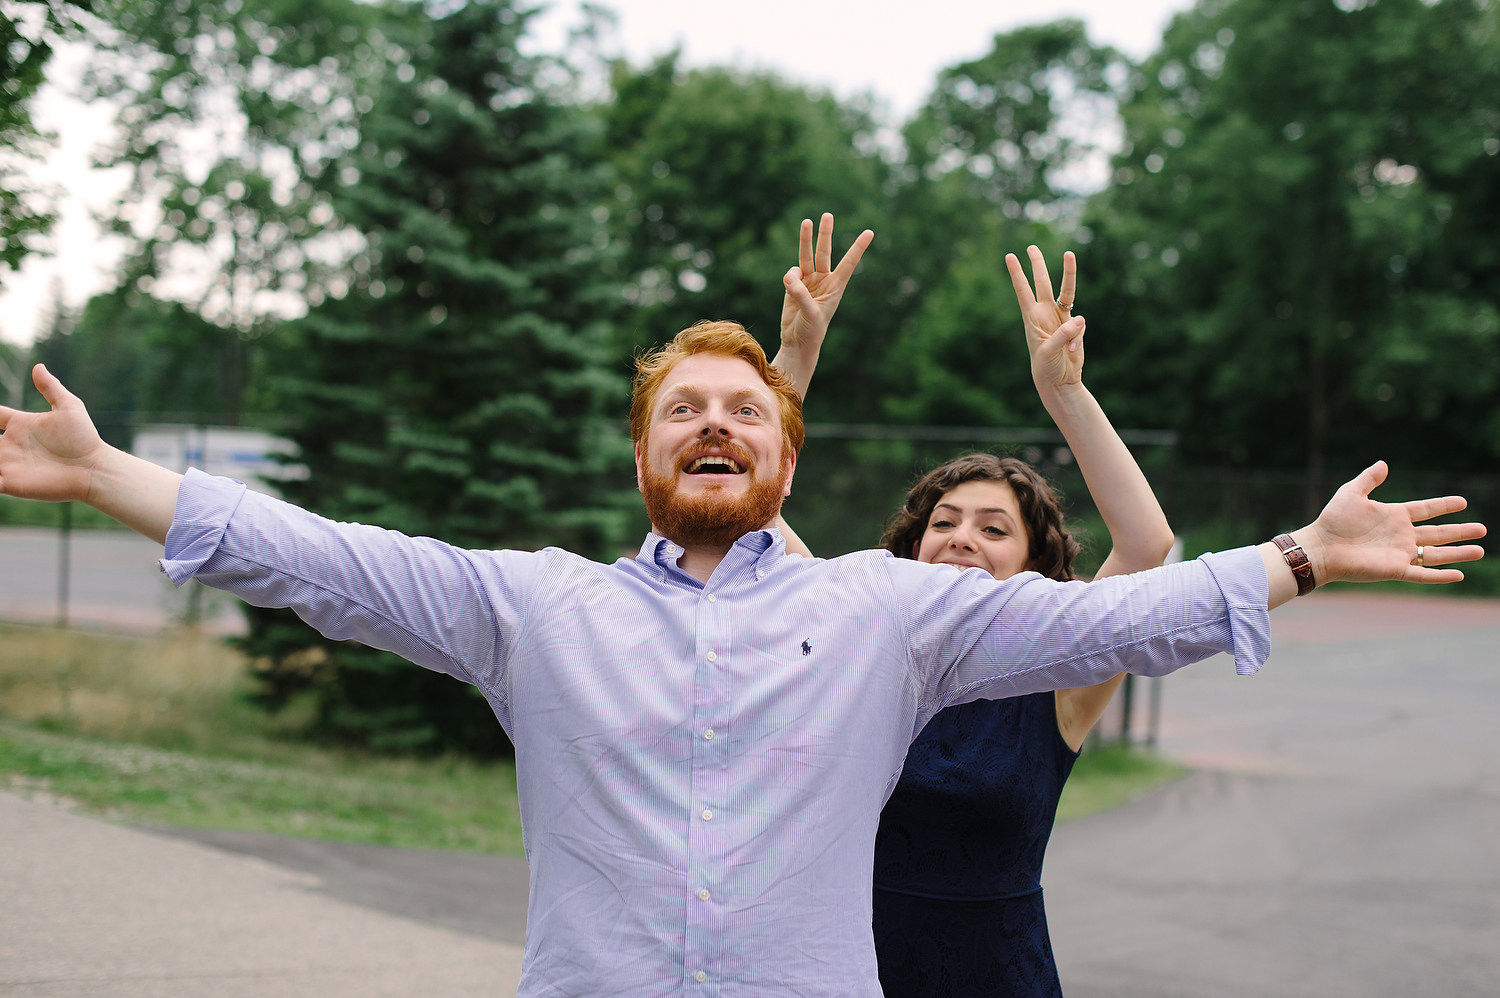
[[1415, 546, 1424, 567], [1056, 298, 1075, 311]]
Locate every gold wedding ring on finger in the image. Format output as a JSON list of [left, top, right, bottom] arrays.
[[1415, 546, 1425, 568]]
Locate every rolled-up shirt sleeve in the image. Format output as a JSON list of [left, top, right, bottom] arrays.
[[160, 469, 537, 700], [888, 546, 1271, 714]]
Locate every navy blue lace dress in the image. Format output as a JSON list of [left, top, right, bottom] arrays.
[[872, 692, 1078, 997]]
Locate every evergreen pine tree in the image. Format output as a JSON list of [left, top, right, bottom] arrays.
[[240, 0, 632, 754]]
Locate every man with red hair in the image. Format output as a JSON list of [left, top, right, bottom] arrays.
[[0, 215, 1482, 997], [632, 319, 805, 577]]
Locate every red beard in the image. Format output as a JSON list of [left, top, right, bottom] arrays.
[[640, 449, 787, 548]]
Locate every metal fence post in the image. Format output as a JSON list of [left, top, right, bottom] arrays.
[[56, 502, 72, 627]]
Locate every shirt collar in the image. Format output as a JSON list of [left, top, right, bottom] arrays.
[[637, 528, 786, 578]]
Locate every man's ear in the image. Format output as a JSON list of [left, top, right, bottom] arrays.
[[634, 441, 645, 494], [780, 449, 798, 498]]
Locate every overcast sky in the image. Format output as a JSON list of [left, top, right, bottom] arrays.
[[530, 0, 1191, 119], [0, 0, 1194, 347]]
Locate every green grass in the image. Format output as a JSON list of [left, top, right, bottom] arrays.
[[0, 623, 524, 854], [0, 720, 524, 852], [1057, 743, 1186, 823], [0, 623, 1180, 853]]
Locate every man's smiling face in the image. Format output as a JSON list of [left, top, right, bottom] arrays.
[[635, 352, 796, 547]]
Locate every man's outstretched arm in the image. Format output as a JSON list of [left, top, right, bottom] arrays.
[[0, 364, 181, 543]]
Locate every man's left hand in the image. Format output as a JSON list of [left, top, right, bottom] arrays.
[[1289, 461, 1485, 590]]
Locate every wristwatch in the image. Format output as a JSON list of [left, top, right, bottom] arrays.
[[1271, 533, 1316, 596]]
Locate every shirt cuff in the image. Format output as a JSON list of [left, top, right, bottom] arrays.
[[1199, 546, 1271, 676], [159, 468, 249, 587]]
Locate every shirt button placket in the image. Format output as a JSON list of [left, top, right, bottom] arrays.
[[686, 582, 729, 993]]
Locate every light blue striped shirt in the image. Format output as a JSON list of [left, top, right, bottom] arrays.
[[162, 469, 1270, 997]]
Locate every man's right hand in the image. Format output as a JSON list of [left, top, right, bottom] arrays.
[[0, 364, 182, 543], [772, 213, 874, 399], [0, 364, 107, 504]]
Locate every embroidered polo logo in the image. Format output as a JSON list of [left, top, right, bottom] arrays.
[[801, 639, 812, 656]]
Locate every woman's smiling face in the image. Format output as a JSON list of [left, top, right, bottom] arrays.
[[914, 478, 1031, 581]]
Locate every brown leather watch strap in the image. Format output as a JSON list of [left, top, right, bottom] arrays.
[[1272, 533, 1316, 596]]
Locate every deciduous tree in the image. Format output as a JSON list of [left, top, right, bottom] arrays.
[[0, 0, 91, 278], [1084, 0, 1500, 512]]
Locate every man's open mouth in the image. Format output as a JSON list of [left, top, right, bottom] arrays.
[[684, 455, 746, 475]]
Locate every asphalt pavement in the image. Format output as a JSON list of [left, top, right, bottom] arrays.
[[0, 526, 243, 635], [1049, 592, 1500, 997], [3, 588, 1499, 996], [0, 789, 523, 997]]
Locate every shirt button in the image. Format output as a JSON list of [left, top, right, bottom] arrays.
[[657, 572, 666, 583], [706, 651, 717, 662], [695, 971, 707, 983], [701, 809, 713, 821], [698, 888, 711, 901], [756, 569, 766, 579], [703, 728, 715, 740], [666, 543, 677, 553], [706, 593, 716, 603]]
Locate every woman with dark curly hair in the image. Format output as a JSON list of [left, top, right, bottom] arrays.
[[876, 452, 1082, 581], [776, 245, 1173, 996]]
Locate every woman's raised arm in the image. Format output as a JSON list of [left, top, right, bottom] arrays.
[[1006, 246, 1175, 579], [1006, 246, 1174, 750]]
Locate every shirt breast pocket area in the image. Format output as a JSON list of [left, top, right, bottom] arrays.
[[509, 598, 695, 725], [734, 611, 910, 736]]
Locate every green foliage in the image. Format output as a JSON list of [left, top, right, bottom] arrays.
[[236, 0, 633, 756], [0, 0, 91, 277], [27, 287, 245, 449], [87, 0, 379, 325], [903, 19, 1131, 210], [79, 0, 634, 756], [261, 0, 631, 550], [77, 0, 391, 428], [1083, 0, 1500, 511], [600, 21, 1132, 435], [29, 295, 139, 449], [858, 20, 1133, 427], [603, 56, 891, 382], [881, 213, 1062, 427]]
